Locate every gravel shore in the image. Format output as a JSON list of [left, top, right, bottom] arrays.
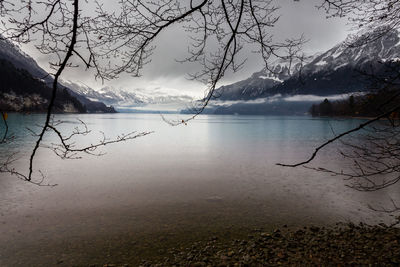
[[133, 222, 400, 267]]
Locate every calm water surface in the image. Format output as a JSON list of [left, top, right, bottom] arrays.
[[0, 114, 397, 266]]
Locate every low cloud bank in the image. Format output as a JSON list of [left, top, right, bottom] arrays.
[[210, 93, 356, 107]]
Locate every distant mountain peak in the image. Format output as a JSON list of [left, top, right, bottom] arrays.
[[214, 53, 318, 100], [345, 25, 399, 47], [304, 28, 400, 74], [213, 28, 400, 101], [61, 81, 195, 109]]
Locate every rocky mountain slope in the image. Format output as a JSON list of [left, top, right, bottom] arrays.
[[215, 57, 309, 100], [0, 58, 86, 113], [0, 37, 115, 113], [216, 27, 400, 100]]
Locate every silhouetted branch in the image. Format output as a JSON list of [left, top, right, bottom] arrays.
[[46, 119, 153, 159], [276, 1, 400, 201], [0, 111, 8, 144], [0, 152, 56, 186], [0, 0, 154, 183], [0, 0, 305, 182], [368, 199, 400, 214], [319, 0, 400, 45], [91, 0, 305, 125], [26, 0, 80, 181], [278, 104, 400, 167]]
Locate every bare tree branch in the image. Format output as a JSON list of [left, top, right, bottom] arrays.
[[26, 0, 80, 181], [276, 1, 400, 202], [0, 111, 8, 144], [0, 0, 305, 182], [278, 104, 400, 167], [46, 119, 153, 159]]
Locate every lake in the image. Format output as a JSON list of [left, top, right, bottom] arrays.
[[0, 114, 398, 266]]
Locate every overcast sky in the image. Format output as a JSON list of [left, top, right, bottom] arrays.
[[23, 0, 351, 98]]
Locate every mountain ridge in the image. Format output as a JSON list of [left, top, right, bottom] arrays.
[[63, 80, 195, 111], [215, 27, 400, 101], [0, 58, 87, 113], [0, 36, 116, 113]]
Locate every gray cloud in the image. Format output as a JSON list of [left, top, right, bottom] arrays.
[[22, 0, 351, 98]]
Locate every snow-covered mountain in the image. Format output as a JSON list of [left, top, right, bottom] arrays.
[[214, 54, 318, 100], [0, 36, 115, 113], [0, 36, 193, 111], [267, 28, 400, 96], [63, 80, 194, 109], [0, 57, 90, 113], [303, 28, 400, 74], [60, 81, 145, 106], [216, 27, 400, 100]]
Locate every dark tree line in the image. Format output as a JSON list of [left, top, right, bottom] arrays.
[[310, 91, 400, 118]]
